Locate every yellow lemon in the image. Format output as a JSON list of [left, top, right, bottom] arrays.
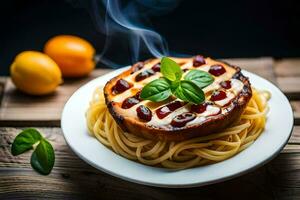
[[10, 51, 62, 95]]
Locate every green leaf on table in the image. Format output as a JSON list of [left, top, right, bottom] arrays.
[[173, 80, 205, 104], [11, 128, 42, 156], [184, 69, 214, 88], [31, 138, 55, 175], [140, 78, 172, 102], [11, 128, 55, 175], [161, 57, 183, 81]]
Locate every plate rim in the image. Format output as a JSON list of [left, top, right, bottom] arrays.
[[61, 67, 294, 188]]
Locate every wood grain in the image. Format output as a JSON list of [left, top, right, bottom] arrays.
[[276, 76, 300, 92], [275, 59, 300, 99], [0, 77, 7, 107], [0, 69, 112, 126], [275, 59, 300, 77], [288, 126, 300, 144], [223, 57, 276, 83], [291, 101, 300, 125], [0, 127, 299, 200]]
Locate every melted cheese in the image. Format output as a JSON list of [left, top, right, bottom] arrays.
[[186, 105, 221, 126], [214, 92, 235, 107], [110, 57, 245, 128], [230, 78, 244, 94], [148, 101, 189, 127]]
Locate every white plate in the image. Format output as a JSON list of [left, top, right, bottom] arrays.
[[61, 67, 294, 188]]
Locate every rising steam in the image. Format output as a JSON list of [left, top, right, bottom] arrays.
[[84, 0, 181, 67]]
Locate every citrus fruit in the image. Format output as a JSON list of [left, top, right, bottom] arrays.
[[10, 51, 62, 95], [44, 35, 96, 78]]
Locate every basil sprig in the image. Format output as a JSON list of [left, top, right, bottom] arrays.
[[184, 69, 214, 88], [141, 57, 214, 104], [173, 80, 205, 104], [11, 128, 55, 175], [140, 78, 172, 102]]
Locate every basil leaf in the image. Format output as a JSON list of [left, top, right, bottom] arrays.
[[140, 78, 172, 102], [11, 128, 42, 156], [173, 80, 205, 104], [184, 69, 214, 88], [31, 138, 55, 175], [161, 57, 183, 81]]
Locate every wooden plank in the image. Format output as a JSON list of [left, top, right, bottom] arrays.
[[291, 101, 300, 125], [0, 76, 7, 107], [287, 126, 300, 144], [266, 153, 300, 199], [276, 77, 300, 98], [223, 57, 276, 83], [275, 59, 300, 99], [275, 59, 300, 77], [0, 69, 112, 126], [0, 127, 300, 199]]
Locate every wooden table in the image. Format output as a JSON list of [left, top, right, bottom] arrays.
[[0, 58, 299, 199]]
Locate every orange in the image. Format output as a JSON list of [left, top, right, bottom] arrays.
[[44, 35, 96, 77], [10, 51, 62, 95]]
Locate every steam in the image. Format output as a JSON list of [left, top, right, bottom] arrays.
[[87, 0, 180, 67]]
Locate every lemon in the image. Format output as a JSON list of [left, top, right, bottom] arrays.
[[10, 51, 62, 95]]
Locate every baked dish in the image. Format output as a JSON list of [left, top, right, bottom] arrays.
[[104, 56, 252, 141], [86, 55, 270, 169]]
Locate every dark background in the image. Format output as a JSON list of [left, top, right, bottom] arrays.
[[1, 0, 299, 75]]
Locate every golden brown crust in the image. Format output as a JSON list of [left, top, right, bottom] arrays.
[[104, 56, 252, 141]]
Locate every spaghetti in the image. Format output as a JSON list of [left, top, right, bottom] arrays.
[[86, 87, 270, 169]]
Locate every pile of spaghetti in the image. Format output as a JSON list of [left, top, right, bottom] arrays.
[[86, 88, 270, 169]]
